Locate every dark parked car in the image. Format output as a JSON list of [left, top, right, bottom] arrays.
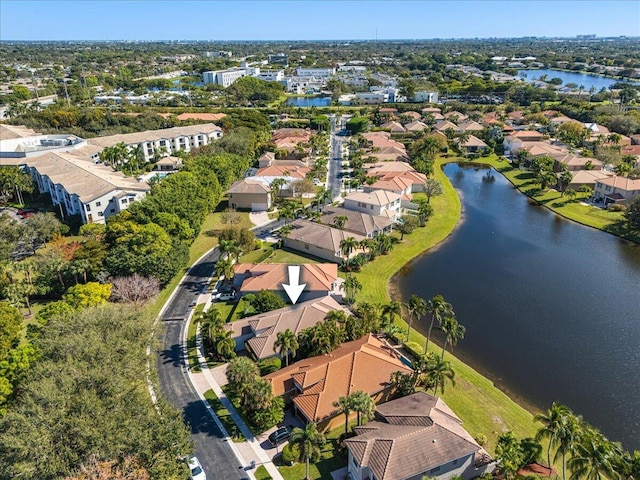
[[268, 426, 291, 446]]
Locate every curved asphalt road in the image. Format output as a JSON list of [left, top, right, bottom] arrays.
[[157, 247, 249, 480]]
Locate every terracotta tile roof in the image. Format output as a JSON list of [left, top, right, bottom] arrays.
[[227, 178, 270, 194], [457, 120, 484, 132], [319, 206, 394, 236], [344, 189, 402, 207], [380, 121, 406, 133], [366, 161, 415, 174], [368, 177, 414, 193], [404, 120, 429, 132], [270, 128, 312, 151], [621, 145, 640, 156], [421, 107, 442, 114], [570, 170, 614, 185], [433, 120, 458, 131], [176, 112, 226, 121], [265, 334, 412, 423], [456, 135, 488, 148], [401, 111, 422, 120], [597, 176, 640, 192], [256, 164, 310, 179], [345, 392, 489, 480], [233, 263, 338, 293], [225, 296, 350, 360], [444, 111, 468, 121], [505, 130, 544, 141]]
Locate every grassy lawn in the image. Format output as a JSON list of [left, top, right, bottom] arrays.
[[277, 423, 347, 480], [254, 466, 272, 480], [264, 247, 322, 264], [203, 389, 246, 443], [186, 305, 203, 372], [469, 156, 639, 244], [211, 298, 254, 323], [239, 244, 276, 263], [351, 157, 540, 453]]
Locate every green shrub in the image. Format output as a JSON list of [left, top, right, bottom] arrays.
[[475, 433, 488, 446], [403, 341, 424, 360], [607, 203, 626, 212], [281, 443, 297, 466], [259, 356, 282, 375]]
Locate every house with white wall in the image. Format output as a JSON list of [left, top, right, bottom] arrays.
[[343, 190, 402, 221]]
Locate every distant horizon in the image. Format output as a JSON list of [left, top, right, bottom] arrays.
[[1, 1, 639, 42]]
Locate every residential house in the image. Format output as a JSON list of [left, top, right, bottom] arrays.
[[457, 120, 484, 133], [88, 123, 223, 162], [270, 128, 313, 158], [344, 190, 403, 221], [227, 179, 272, 211], [504, 130, 545, 155], [154, 156, 183, 171], [345, 392, 495, 480], [319, 206, 394, 238], [404, 120, 429, 133], [455, 135, 489, 154], [364, 177, 414, 201], [567, 170, 614, 190], [283, 220, 366, 263], [265, 334, 412, 431], [256, 163, 310, 180], [380, 121, 406, 133], [621, 145, 640, 165], [444, 111, 468, 123], [25, 150, 150, 224], [0, 124, 39, 140], [377, 170, 427, 193], [232, 263, 341, 302], [433, 120, 458, 133], [400, 111, 422, 121], [594, 176, 640, 205], [175, 112, 226, 122], [224, 296, 350, 359], [361, 132, 409, 162], [549, 115, 574, 126]]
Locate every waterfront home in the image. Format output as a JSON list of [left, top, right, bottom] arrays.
[[226, 179, 272, 211], [566, 170, 614, 190], [343, 190, 403, 221], [345, 392, 495, 480], [265, 334, 412, 431], [319, 206, 394, 238], [232, 263, 340, 301], [224, 296, 350, 359], [455, 135, 489, 154], [364, 176, 414, 201], [504, 130, 545, 155], [594, 176, 640, 205], [283, 220, 366, 263]]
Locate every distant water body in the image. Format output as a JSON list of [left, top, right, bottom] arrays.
[[285, 96, 332, 107], [398, 163, 640, 450], [518, 68, 639, 91]]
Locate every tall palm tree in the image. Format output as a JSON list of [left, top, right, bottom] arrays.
[[424, 295, 454, 353], [289, 423, 326, 480], [315, 188, 332, 211], [405, 294, 427, 342], [569, 428, 622, 480], [215, 330, 236, 360], [439, 315, 465, 359], [426, 354, 455, 395], [219, 239, 239, 261], [535, 402, 572, 472], [343, 275, 362, 305], [340, 236, 359, 261], [200, 308, 223, 342], [556, 413, 586, 480], [214, 258, 234, 285], [350, 390, 376, 426], [381, 301, 402, 330], [332, 394, 353, 434], [274, 328, 299, 367]]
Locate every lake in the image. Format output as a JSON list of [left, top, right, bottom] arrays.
[[517, 68, 639, 91], [398, 163, 640, 450], [285, 96, 332, 107]]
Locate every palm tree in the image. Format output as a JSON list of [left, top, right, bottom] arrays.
[[315, 188, 332, 211], [270, 178, 287, 204], [274, 328, 299, 367], [215, 330, 236, 360], [569, 428, 621, 480], [405, 294, 427, 341], [535, 402, 572, 472], [350, 390, 376, 426], [200, 308, 223, 342], [343, 275, 362, 305], [340, 236, 359, 260], [278, 203, 296, 224], [289, 423, 326, 480], [332, 394, 353, 434], [219, 239, 240, 261], [381, 301, 402, 330], [214, 258, 234, 285], [424, 295, 454, 354], [439, 315, 465, 360], [556, 413, 586, 480], [426, 354, 455, 395], [333, 215, 348, 230]]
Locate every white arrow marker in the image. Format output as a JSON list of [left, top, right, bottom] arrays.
[[282, 265, 306, 305]]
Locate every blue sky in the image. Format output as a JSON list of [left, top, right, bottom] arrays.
[[1, 1, 639, 41]]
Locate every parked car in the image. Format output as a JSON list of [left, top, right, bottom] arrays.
[[188, 456, 206, 480], [268, 426, 292, 447], [216, 291, 236, 302]]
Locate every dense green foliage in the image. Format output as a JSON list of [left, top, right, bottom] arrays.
[[0, 305, 192, 479], [251, 289, 286, 314]]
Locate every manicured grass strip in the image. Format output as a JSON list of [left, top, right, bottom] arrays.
[[254, 465, 272, 480], [264, 247, 323, 264], [186, 309, 202, 373], [203, 389, 246, 443]]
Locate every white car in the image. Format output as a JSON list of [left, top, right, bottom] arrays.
[[188, 456, 206, 480]]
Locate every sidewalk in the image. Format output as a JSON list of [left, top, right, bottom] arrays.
[[190, 307, 285, 480], [250, 211, 273, 227]]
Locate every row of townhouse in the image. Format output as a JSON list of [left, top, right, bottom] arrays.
[[88, 123, 222, 162]]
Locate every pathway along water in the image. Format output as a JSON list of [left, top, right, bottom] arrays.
[[398, 163, 640, 450]]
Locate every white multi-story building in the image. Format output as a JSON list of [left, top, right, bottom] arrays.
[[203, 51, 232, 58], [25, 149, 150, 224], [89, 124, 223, 162], [414, 91, 439, 103], [343, 190, 402, 221], [256, 70, 285, 82], [296, 67, 336, 78], [202, 68, 247, 87], [0, 131, 88, 160]]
